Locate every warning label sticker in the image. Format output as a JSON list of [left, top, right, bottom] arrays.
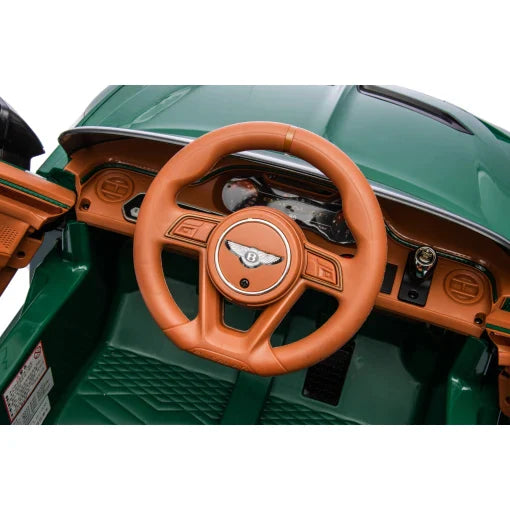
[[2, 341, 47, 422], [26, 396, 51, 425], [12, 369, 54, 425]]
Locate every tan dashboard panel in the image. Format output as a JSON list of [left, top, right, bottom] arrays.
[[0, 161, 75, 297], [376, 238, 491, 337], [67, 154, 507, 339], [381, 198, 510, 300], [64, 139, 182, 185], [76, 168, 151, 236]]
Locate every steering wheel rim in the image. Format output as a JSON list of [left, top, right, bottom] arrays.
[[133, 122, 387, 376]]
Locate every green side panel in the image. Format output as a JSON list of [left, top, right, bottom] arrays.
[[0, 222, 112, 425], [446, 336, 500, 425], [502, 298, 510, 312], [74, 85, 510, 242]]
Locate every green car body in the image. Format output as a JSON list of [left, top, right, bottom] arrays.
[[0, 86, 508, 425], [40, 85, 510, 246]]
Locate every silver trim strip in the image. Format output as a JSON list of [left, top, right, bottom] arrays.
[[58, 126, 510, 250], [214, 218, 291, 296]]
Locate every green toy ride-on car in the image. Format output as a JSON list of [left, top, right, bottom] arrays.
[[1, 85, 509, 425]]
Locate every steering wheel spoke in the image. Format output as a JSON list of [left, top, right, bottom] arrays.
[[302, 243, 344, 300], [161, 209, 222, 253], [246, 278, 307, 352], [196, 250, 223, 336]]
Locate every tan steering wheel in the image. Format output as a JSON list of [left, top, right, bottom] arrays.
[[133, 122, 387, 376]]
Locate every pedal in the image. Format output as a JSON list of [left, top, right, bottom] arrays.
[[302, 339, 355, 406]]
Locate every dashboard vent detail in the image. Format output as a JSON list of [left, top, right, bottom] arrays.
[[358, 86, 474, 135]]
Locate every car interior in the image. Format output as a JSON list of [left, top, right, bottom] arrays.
[[1, 89, 509, 425]]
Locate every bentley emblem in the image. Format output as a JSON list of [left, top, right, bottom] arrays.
[[225, 240, 283, 269]]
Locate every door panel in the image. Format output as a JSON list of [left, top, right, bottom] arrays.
[[0, 161, 75, 296]]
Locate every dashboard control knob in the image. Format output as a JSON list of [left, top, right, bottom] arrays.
[[413, 246, 437, 280]]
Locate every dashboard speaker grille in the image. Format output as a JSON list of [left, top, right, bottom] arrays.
[[0, 224, 19, 252]]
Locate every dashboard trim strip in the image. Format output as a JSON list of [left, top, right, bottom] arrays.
[[0, 177, 71, 209], [487, 323, 510, 335], [58, 126, 510, 251]]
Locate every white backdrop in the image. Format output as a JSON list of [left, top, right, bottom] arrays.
[[2, 2, 510, 509], [1, 84, 509, 334]]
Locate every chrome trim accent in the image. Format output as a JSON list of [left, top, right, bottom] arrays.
[[58, 126, 510, 250], [58, 126, 194, 154], [214, 218, 291, 296], [414, 246, 437, 280], [225, 240, 283, 268]]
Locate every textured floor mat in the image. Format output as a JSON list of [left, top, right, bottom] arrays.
[[56, 347, 234, 424], [260, 396, 354, 425]]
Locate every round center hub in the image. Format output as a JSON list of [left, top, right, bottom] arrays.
[[216, 218, 290, 295], [207, 207, 304, 307]]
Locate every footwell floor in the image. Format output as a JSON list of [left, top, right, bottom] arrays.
[[53, 278, 454, 424]]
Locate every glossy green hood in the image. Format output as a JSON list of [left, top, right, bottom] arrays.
[[51, 85, 510, 242]]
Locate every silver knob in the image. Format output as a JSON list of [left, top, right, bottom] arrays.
[[414, 246, 437, 280]]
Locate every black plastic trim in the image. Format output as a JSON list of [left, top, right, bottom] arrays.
[[358, 86, 474, 135], [0, 97, 44, 170], [397, 252, 434, 307], [380, 263, 398, 295]]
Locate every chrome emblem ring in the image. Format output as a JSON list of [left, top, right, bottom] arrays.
[[214, 218, 291, 296]]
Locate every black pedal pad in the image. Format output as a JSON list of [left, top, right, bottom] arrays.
[[302, 340, 355, 406]]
